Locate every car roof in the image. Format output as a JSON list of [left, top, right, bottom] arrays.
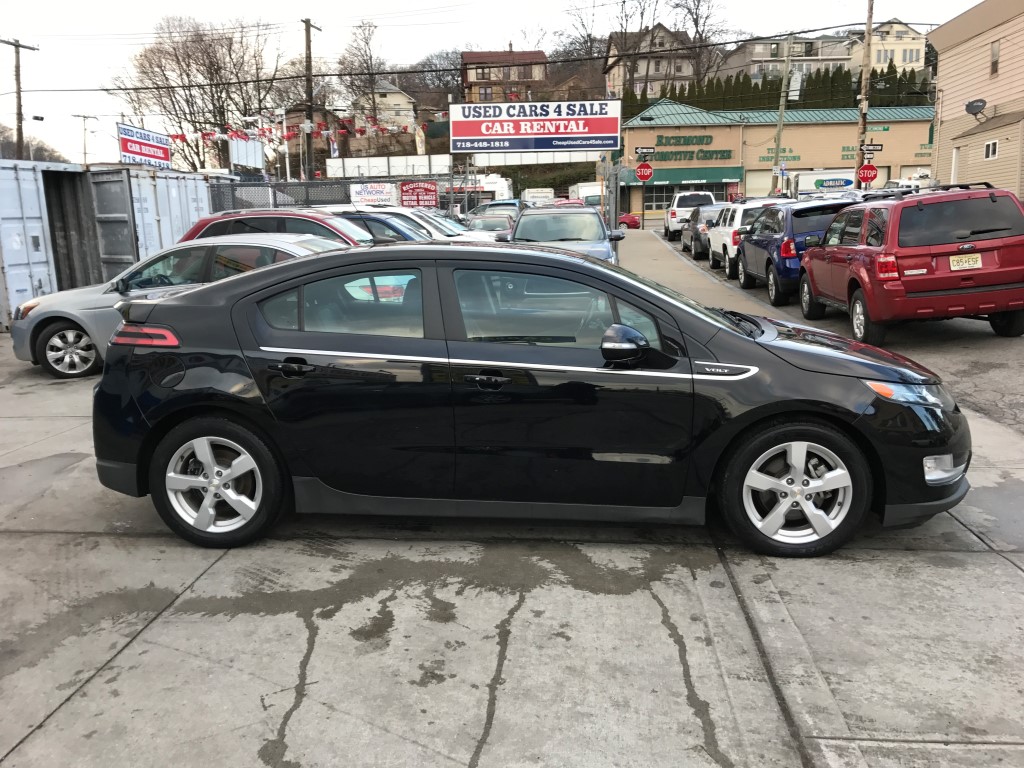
[[785, 199, 854, 212], [175, 233, 344, 250], [200, 208, 337, 220], [519, 207, 600, 216], [843, 186, 1016, 210]]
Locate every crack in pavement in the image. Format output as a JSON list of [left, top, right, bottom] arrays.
[[258, 612, 319, 768], [649, 585, 735, 768], [468, 591, 526, 768]]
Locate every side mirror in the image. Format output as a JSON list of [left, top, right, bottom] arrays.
[[609, 229, 626, 241], [736, 226, 751, 236], [804, 234, 821, 247], [114, 277, 129, 293], [495, 233, 511, 243], [601, 323, 650, 363]]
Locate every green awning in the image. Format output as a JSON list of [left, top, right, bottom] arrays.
[[625, 166, 744, 186]]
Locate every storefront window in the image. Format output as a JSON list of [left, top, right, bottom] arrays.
[[643, 184, 728, 210]]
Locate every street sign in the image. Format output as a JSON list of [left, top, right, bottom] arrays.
[[857, 164, 879, 184], [863, 152, 875, 160], [635, 162, 654, 183], [635, 146, 655, 155], [860, 143, 883, 152]]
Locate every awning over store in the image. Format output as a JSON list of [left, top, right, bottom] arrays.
[[624, 166, 744, 185]]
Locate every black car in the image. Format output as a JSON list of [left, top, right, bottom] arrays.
[[94, 244, 971, 557], [681, 204, 727, 260]]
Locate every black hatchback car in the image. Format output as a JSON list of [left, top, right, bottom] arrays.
[[94, 244, 971, 557]]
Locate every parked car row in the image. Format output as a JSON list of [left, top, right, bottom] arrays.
[[677, 183, 1024, 346]]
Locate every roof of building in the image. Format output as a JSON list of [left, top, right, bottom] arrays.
[[608, 23, 692, 52], [462, 50, 547, 65], [623, 99, 935, 127], [952, 110, 1024, 140]]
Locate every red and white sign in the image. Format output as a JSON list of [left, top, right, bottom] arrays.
[[116, 123, 172, 169], [450, 100, 621, 153], [635, 162, 654, 183], [399, 180, 439, 208], [857, 164, 879, 184]]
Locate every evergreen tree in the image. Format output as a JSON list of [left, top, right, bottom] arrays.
[[639, 89, 650, 109], [659, 83, 669, 99], [685, 80, 697, 105], [722, 75, 735, 108], [883, 60, 899, 107], [751, 81, 762, 110], [738, 72, 753, 109], [853, 69, 863, 109], [693, 79, 706, 110], [917, 75, 931, 108], [905, 69, 919, 106]]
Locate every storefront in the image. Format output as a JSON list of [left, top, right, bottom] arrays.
[[619, 102, 935, 210]]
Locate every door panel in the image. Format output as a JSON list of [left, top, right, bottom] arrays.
[[442, 264, 694, 508]]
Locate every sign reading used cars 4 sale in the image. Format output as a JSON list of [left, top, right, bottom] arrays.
[[116, 123, 172, 169], [451, 101, 621, 152]]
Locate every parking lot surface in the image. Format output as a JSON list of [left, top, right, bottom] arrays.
[[2, 231, 1023, 767]]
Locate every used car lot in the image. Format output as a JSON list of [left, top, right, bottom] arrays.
[[2, 231, 1023, 767]]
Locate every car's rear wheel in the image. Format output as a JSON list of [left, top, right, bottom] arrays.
[[737, 254, 756, 289], [718, 421, 871, 557], [149, 417, 287, 547], [724, 248, 738, 279], [35, 320, 102, 379], [767, 263, 789, 306], [799, 273, 826, 320], [989, 310, 1024, 337], [850, 289, 886, 345]]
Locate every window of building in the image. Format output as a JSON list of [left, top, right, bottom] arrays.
[[802, 42, 814, 57], [985, 140, 998, 160], [656, 37, 664, 48], [895, 32, 906, 41], [476, 66, 488, 81], [674, 60, 683, 73], [503, 66, 511, 80], [769, 42, 779, 58], [654, 59, 662, 73], [991, 40, 1000, 75], [479, 86, 493, 101]]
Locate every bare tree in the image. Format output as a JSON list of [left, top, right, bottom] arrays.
[[271, 57, 342, 110], [612, 0, 664, 96], [0, 123, 67, 162], [394, 49, 462, 110], [338, 21, 388, 125], [672, 0, 728, 84], [109, 17, 282, 171]]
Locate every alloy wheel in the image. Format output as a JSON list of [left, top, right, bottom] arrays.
[[801, 281, 811, 312], [742, 440, 853, 544], [852, 300, 866, 340], [44, 329, 97, 374], [768, 270, 777, 301]]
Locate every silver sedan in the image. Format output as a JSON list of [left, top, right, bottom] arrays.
[[11, 234, 341, 379]]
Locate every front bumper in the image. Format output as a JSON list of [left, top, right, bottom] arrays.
[[883, 474, 970, 527], [96, 458, 144, 497], [10, 321, 34, 362]]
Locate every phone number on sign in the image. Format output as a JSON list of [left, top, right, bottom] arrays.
[[453, 140, 511, 149]]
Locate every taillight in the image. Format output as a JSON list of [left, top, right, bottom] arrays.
[[732, 230, 741, 247], [669, 210, 676, 218], [781, 238, 797, 258], [109, 322, 181, 347], [875, 254, 899, 281], [698, 224, 708, 234]]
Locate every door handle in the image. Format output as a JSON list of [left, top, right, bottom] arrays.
[[465, 373, 512, 389], [269, 358, 316, 377]]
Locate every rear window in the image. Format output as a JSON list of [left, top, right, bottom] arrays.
[[792, 205, 849, 235], [898, 196, 1024, 247], [675, 193, 713, 208], [740, 207, 768, 225]]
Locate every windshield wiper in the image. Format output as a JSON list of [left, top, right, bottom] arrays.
[[553, 237, 586, 242], [710, 307, 762, 338], [964, 227, 1011, 237], [515, 237, 538, 242]]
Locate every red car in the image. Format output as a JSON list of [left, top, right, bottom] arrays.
[[180, 208, 374, 246], [618, 213, 641, 229], [799, 183, 1024, 345]]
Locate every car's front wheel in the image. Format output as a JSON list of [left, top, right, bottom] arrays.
[[737, 254, 756, 289], [850, 288, 886, 345], [718, 420, 871, 557], [799, 273, 826, 320], [767, 263, 788, 306], [34, 320, 102, 379], [149, 417, 287, 547], [989, 310, 1024, 337]]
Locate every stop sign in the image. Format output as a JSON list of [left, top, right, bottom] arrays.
[[635, 162, 654, 182], [857, 164, 878, 184]]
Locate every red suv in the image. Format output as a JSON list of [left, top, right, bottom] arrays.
[[799, 183, 1024, 345], [180, 208, 374, 246]]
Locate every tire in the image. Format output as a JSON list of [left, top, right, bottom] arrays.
[[710, 249, 722, 270], [989, 310, 1024, 337], [767, 263, 789, 306], [717, 420, 871, 557], [799, 272, 826, 320], [693, 240, 708, 261], [34, 320, 102, 379], [681, 235, 691, 252], [725, 248, 738, 280], [149, 417, 287, 547], [850, 288, 886, 346], [663, 225, 669, 238], [737, 252, 756, 289]]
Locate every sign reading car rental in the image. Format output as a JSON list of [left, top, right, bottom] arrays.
[[116, 123, 172, 169], [451, 100, 621, 153]]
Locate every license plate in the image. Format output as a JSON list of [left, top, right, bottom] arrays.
[[949, 253, 982, 271]]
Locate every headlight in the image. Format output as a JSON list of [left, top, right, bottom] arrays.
[[14, 300, 40, 321], [864, 380, 957, 410]]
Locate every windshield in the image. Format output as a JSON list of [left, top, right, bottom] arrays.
[[485, 205, 519, 217], [416, 211, 461, 235], [793, 205, 849, 235], [898, 196, 1024, 247], [296, 237, 348, 253], [513, 213, 605, 242], [380, 216, 431, 241], [323, 216, 374, 245], [470, 217, 512, 231]]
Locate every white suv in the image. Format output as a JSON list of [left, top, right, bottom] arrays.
[[663, 191, 716, 241], [708, 199, 781, 278]]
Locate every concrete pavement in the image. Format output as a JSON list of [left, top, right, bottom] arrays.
[[1, 233, 1024, 767]]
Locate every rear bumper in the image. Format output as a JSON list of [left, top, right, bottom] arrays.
[[883, 475, 970, 527], [871, 281, 1024, 322], [96, 458, 144, 497]]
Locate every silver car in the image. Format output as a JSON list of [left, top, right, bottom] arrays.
[[497, 207, 625, 264], [11, 234, 341, 379]]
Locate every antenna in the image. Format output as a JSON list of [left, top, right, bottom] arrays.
[[965, 98, 988, 122]]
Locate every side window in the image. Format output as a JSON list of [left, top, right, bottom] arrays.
[[453, 269, 661, 350], [342, 217, 372, 233], [282, 218, 336, 238], [727, 208, 737, 226], [227, 217, 279, 234], [749, 210, 769, 234], [364, 218, 405, 240], [841, 210, 865, 245], [273, 249, 296, 264], [210, 245, 276, 281], [198, 220, 230, 237], [260, 289, 299, 330], [865, 208, 888, 247], [302, 270, 422, 337], [125, 247, 207, 290], [392, 214, 431, 237], [824, 213, 848, 246]]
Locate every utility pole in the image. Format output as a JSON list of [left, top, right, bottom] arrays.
[[854, 0, 875, 189], [770, 35, 794, 194], [1, 38, 39, 161], [71, 114, 97, 164], [302, 18, 321, 182]]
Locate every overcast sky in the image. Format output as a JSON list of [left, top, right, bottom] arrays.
[[3, 0, 979, 161]]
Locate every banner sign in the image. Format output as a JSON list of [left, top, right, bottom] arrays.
[[399, 180, 439, 207], [350, 182, 397, 205], [451, 100, 621, 153], [116, 123, 172, 169]]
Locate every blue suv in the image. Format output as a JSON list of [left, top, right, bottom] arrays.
[[736, 199, 856, 306], [337, 212, 432, 242]]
